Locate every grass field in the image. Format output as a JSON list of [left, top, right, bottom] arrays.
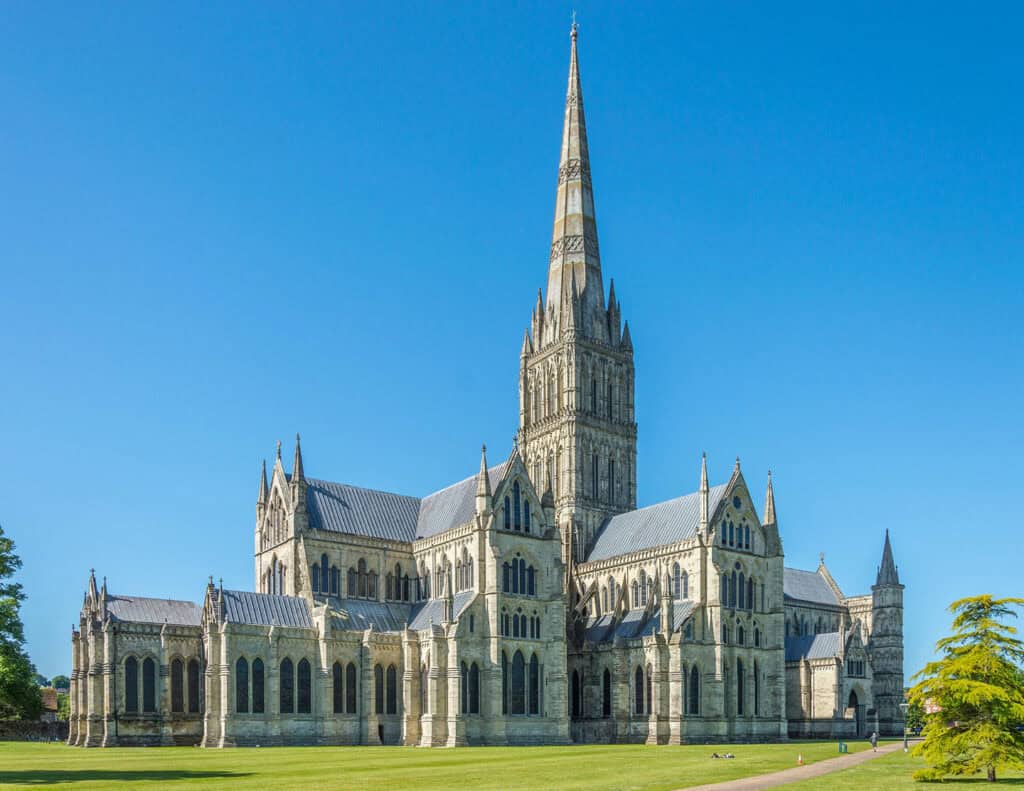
[[778, 748, 1024, 788], [0, 740, 872, 790]]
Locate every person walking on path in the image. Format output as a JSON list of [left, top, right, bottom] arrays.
[[870, 731, 878, 752]]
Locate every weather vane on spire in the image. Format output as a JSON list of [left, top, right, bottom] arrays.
[[571, 10, 578, 37]]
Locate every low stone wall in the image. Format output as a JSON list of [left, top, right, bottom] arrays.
[[0, 720, 69, 742]]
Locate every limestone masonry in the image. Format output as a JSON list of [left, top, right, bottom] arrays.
[[69, 26, 904, 747]]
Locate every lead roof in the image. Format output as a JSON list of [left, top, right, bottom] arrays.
[[783, 568, 840, 606], [586, 485, 728, 562], [106, 595, 203, 627], [305, 462, 510, 544]]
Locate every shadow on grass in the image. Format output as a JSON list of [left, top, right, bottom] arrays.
[[0, 770, 251, 785]]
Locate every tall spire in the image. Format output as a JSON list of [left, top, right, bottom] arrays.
[[546, 22, 604, 331], [292, 433, 304, 482], [763, 470, 777, 527], [876, 529, 900, 586]]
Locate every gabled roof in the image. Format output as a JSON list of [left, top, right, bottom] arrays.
[[106, 595, 202, 627], [586, 484, 728, 562], [417, 463, 509, 540], [784, 567, 840, 606], [330, 599, 413, 633], [408, 591, 476, 630], [785, 631, 841, 662], [306, 479, 420, 543], [305, 462, 511, 544], [222, 590, 313, 629]]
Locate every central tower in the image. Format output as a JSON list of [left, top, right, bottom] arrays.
[[517, 25, 637, 565]]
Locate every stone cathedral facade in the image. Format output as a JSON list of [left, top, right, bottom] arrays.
[[68, 27, 905, 748]]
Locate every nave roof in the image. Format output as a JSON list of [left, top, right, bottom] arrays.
[[586, 485, 729, 562], [783, 567, 840, 606], [221, 589, 313, 628], [784, 631, 840, 661], [305, 461, 510, 544], [106, 594, 202, 627]]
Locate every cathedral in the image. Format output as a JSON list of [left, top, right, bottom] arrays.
[[68, 26, 905, 748]]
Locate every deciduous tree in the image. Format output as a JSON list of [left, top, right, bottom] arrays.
[[0, 523, 42, 720]]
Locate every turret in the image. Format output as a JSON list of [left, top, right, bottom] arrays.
[[475, 444, 492, 515], [290, 433, 308, 523], [699, 453, 709, 535], [762, 470, 776, 528], [870, 530, 905, 736]]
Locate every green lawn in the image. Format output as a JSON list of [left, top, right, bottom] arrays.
[[778, 748, 1024, 788], [0, 740, 870, 790]]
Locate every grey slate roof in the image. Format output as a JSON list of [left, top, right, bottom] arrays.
[[417, 463, 509, 540], [306, 479, 420, 543], [106, 595, 202, 627], [783, 568, 840, 606], [305, 462, 510, 544], [331, 600, 413, 633], [408, 591, 476, 630], [582, 599, 696, 643], [586, 484, 728, 562], [785, 631, 841, 662], [222, 590, 313, 628]]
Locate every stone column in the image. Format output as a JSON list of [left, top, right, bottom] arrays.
[[84, 626, 103, 747], [68, 630, 80, 746], [400, 630, 421, 747], [101, 623, 117, 746]]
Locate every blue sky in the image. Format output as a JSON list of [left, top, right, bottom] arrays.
[[1, 3, 1021, 680]]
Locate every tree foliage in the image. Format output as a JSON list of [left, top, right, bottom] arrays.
[[51, 675, 70, 691], [0, 524, 42, 720], [909, 595, 1024, 782], [57, 692, 70, 721]]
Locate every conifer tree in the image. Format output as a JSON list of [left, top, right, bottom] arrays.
[[909, 595, 1024, 782], [0, 523, 42, 720]]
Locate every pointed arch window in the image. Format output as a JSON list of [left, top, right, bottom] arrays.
[[602, 668, 612, 717], [632, 580, 640, 609], [737, 658, 744, 716], [374, 665, 384, 714], [236, 657, 249, 714], [672, 563, 681, 598], [346, 663, 357, 713], [171, 658, 184, 713], [639, 570, 647, 606], [332, 662, 343, 714], [188, 659, 200, 713], [252, 658, 265, 713], [513, 481, 522, 530], [142, 657, 156, 713], [125, 657, 138, 713], [524, 501, 531, 533], [571, 669, 581, 718], [470, 662, 480, 714], [738, 573, 745, 608], [688, 666, 700, 715], [754, 661, 761, 715], [501, 652, 508, 715], [297, 658, 311, 714], [280, 658, 294, 714], [357, 559, 367, 598], [510, 650, 526, 715], [634, 666, 645, 715], [312, 564, 321, 594], [386, 665, 397, 715]]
